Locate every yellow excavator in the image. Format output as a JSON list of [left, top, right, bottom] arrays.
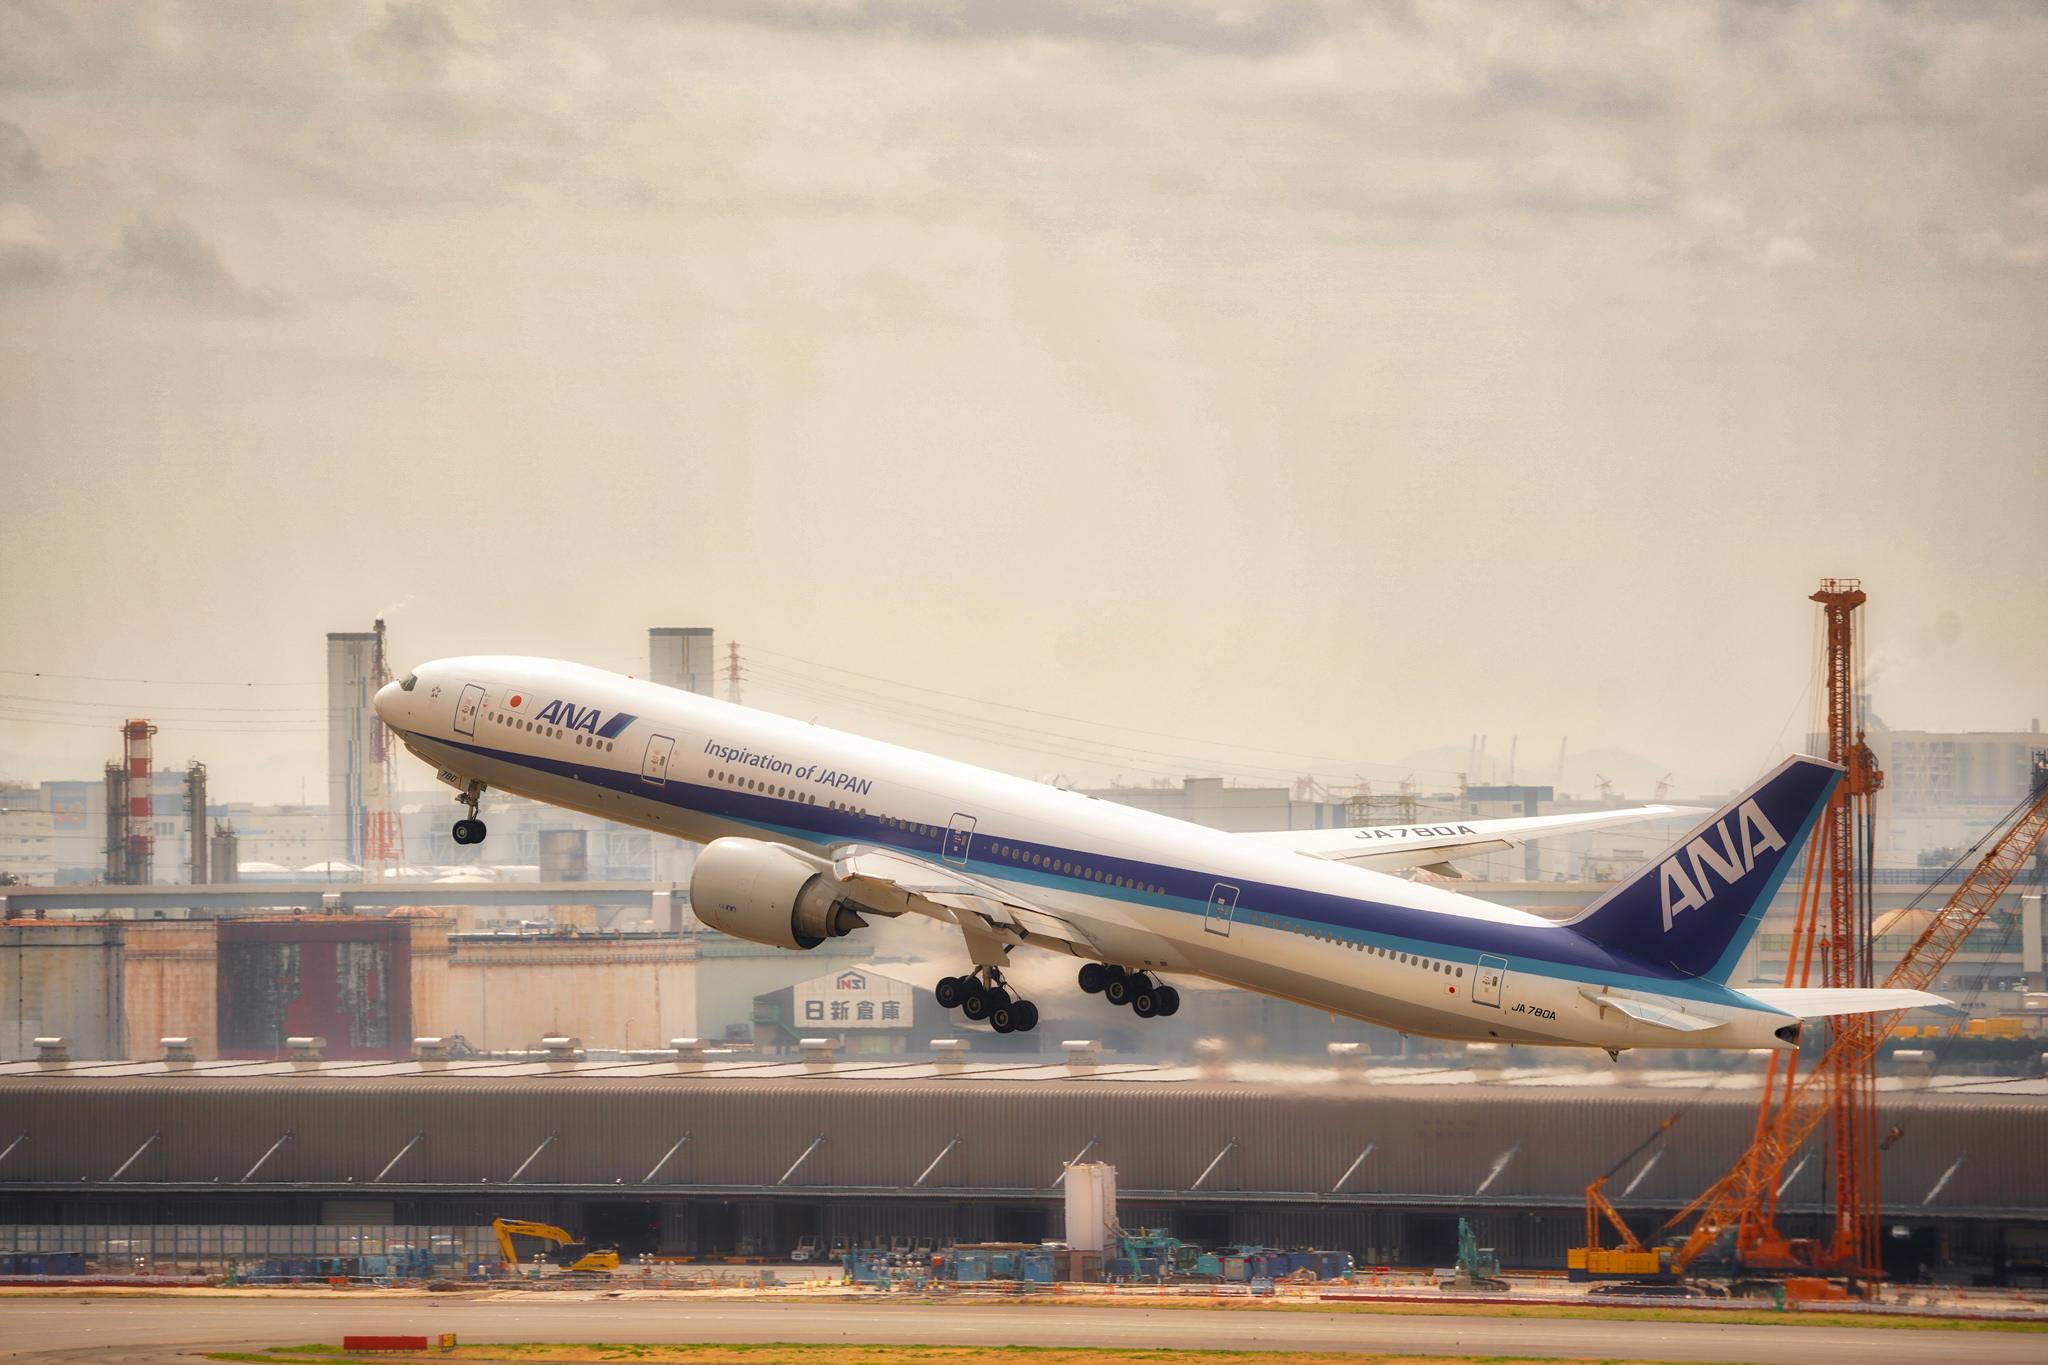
[[491, 1218, 620, 1275]]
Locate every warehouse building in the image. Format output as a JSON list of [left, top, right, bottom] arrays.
[[2, 1051, 2042, 1284]]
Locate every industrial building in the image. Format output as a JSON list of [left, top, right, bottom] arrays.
[[0, 902, 894, 1062], [325, 630, 382, 870], [648, 627, 717, 697], [1, 1052, 2042, 1284]]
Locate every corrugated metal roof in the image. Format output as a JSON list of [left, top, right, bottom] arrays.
[[1, 1064, 2040, 1212]]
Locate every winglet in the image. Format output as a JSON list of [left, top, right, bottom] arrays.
[[1562, 755, 1839, 982]]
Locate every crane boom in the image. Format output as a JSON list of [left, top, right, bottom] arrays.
[[1666, 756, 2048, 1275]]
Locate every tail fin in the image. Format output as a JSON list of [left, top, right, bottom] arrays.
[[1563, 755, 1839, 983]]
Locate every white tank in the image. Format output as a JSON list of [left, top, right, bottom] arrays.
[[1062, 1161, 1116, 1254]]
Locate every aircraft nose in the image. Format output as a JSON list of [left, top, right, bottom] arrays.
[[374, 679, 403, 726]]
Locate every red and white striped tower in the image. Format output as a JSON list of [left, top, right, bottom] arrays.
[[362, 618, 406, 879], [121, 719, 157, 885]]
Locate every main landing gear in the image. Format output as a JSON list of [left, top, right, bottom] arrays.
[[1079, 962, 1180, 1019], [450, 781, 489, 846], [934, 968, 1040, 1034]]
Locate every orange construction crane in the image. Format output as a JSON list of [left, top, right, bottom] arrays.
[[1664, 747, 2048, 1283], [1794, 579, 1885, 1280]]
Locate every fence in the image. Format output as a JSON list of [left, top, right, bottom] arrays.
[[0, 1223, 496, 1269]]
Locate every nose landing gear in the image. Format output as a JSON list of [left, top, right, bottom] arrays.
[[450, 780, 489, 846], [1081, 962, 1179, 1018], [934, 968, 1039, 1033]]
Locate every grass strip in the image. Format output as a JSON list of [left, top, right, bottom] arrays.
[[205, 1347, 1714, 1365]]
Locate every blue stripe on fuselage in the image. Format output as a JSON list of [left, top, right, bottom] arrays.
[[409, 728, 1771, 1010]]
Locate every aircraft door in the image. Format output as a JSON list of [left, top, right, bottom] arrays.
[[1205, 882, 1240, 937], [942, 814, 977, 867], [454, 684, 484, 737], [1472, 953, 1507, 1009], [641, 734, 675, 785]]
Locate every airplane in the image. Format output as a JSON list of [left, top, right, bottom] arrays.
[[374, 657, 1945, 1053]]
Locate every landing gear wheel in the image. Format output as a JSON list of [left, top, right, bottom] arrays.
[[453, 782, 488, 846], [961, 986, 994, 1022], [1154, 985, 1180, 1017], [935, 976, 969, 1011], [1078, 962, 1110, 994], [989, 1000, 1017, 1033], [1010, 999, 1040, 1032], [1131, 985, 1160, 1018], [1104, 973, 1133, 1007]]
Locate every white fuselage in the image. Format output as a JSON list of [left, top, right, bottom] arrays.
[[377, 657, 1797, 1051]]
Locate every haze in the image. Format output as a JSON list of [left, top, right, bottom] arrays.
[[2, 1, 2043, 807]]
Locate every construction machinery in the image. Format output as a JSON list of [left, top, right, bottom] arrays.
[[489, 1218, 619, 1276], [1438, 1217, 1509, 1293], [1569, 1112, 1683, 1285], [1661, 745, 2048, 1288], [1569, 579, 2048, 1295]]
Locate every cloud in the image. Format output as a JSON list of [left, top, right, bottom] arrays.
[[1956, 227, 2047, 268], [0, 118, 43, 187], [112, 214, 284, 314], [0, 202, 59, 290], [1761, 234, 1817, 269], [355, 1, 461, 71], [688, 0, 1332, 56]]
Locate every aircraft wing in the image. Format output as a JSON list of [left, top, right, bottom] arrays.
[[1241, 805, 1703, 873], [827, 843, 1100, 956]]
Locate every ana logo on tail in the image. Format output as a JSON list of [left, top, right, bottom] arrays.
[[1659, 798, 1787, 931]]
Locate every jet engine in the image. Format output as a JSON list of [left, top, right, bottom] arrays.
[[688, 837, 866, 951]]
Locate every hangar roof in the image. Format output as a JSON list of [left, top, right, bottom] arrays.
[[2, 1055, 2040, 1215]]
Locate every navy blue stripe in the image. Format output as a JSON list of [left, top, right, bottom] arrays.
[[413, 728, 1767, 1008]]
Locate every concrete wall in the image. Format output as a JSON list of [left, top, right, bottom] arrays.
[[404, 915, 453, 1042], [119, 921, 217, 1060], [441, 935, 701, 1052], [0, 922, 123, 1060]]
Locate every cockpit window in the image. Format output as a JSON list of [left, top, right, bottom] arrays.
[[399, 673, 419, 692]]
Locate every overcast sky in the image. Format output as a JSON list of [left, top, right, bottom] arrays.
[[1, 1, 2043, 807]]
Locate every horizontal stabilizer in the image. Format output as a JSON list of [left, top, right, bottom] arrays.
[[1741, 987, 1955, 1019]]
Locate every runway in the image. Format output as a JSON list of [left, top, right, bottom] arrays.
[[2, 1296, 2042, 1365]]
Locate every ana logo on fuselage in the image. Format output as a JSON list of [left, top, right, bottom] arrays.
[[1659, 798, 1786, 931], [535, 698, 637, 741]]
